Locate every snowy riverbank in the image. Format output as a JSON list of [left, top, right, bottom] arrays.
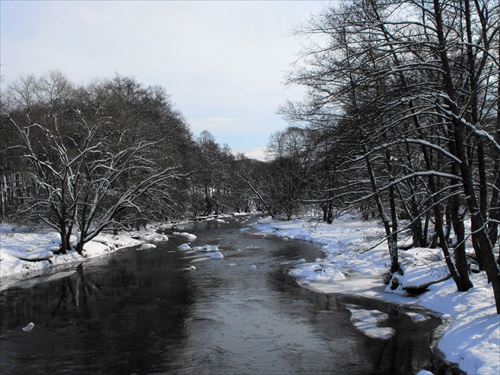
[[1, 214, 499, 374], [251, 214, 500, 375], [0, 223, 170, 291]]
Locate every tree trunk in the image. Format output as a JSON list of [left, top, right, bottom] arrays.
[[363, 144, 401, 276]]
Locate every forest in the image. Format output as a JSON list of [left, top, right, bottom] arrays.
[[1, 0, 500, 313]]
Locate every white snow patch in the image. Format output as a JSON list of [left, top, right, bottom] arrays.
[[189, 257, 210, 264], [406, 312, 430, 323], [22, 322, 35, 332], [206, 251, 224, 259], [0, 224, 152, 284], [289, 262, 346, 282], [346, 305, 395, 340], [138, 243, 156, 250], [173, 232, 197, 241], [193, 245, 219, 252], [416, 371, 434, 375]]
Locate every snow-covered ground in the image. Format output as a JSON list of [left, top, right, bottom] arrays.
[[0, 223, 168, 291], [251, 214, 500, 375], [1, 214, 499, 374]]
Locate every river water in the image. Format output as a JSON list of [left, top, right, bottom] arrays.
[[0, 218, 453, 374]]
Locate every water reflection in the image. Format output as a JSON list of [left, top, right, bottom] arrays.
[[0, 246, 194, 374]]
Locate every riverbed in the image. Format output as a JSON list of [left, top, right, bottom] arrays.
[[0, 218, 450, 374]]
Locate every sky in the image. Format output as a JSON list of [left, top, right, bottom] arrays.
[[1, 0, 330, 160]]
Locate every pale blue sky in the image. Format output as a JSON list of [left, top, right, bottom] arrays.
[[1, 1, 329, 160]]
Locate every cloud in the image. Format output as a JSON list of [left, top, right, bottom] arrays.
[[244, 147, 268, 161]]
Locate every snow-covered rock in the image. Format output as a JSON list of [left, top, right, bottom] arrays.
[[138, 243, 156, 250], [22, 322, 35, 332], [177, 243, 191, 251], [206, 251, 224, 259], [193, 244, 219, 252], [393, 264, 450, 293], [172, 232, 197, 241], [289, 262, 346, 282]]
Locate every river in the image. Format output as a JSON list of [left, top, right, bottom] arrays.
[[0, 217, 455, 374]]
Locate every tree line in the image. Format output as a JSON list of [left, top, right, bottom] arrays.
[[0, 72, 267, 254]]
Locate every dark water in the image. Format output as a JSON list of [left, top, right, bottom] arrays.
[[0, 218, 450, 374]]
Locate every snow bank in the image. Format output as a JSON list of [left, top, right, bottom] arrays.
[[0, 223, 165, 284], [252, 214, 500, 375]]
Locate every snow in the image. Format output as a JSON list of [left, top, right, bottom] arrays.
[[177, 243, 192, 251], [346, 304, 396, 340], [22, 322, 35, 332], [175, 242, 226, 261], [138, 243, 156, 250], [172, 231, 197, 241], [0, 223, 164, 289], [1, 215, 499, 374], [288, 262, 347, 282], [193, 244, 219, 252], [206, 251, 224, 259], [251, 214, 500, 375]]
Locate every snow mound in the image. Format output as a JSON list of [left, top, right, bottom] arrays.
[[22, 322, 35, 332], [399, 247, 443, 266], [416, 371, 434, 375], [138, 243, 156, 250], [193, 245, 219, 252], [289, 262, 346, 282], [388, 264, 450, 294], [189, 257, 210, 264], [173, 232, 197, 241], [406, 312, 430, 322], [206, 251, 224, 259], [177, 243, 191, 251]]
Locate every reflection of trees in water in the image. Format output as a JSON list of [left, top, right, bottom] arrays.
[[54, 264, 102, 311], [0, 250, 196, 373]]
